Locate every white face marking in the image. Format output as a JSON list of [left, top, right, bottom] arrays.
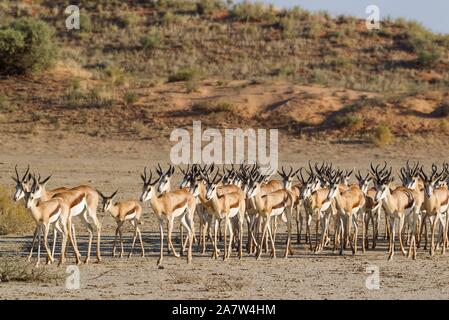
[[375, 185, 387, 202], [327, 185, 337, 200], [205, 185, 216, 200]]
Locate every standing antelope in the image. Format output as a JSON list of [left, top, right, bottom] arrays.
[[278, 167, 301, 243], [140, 168, 197, 265], [371, 163, 419, 260], [246, 173, 294, 259], [28, 176, 101, 264], [355, 171, 381, 250], [326, 170, 365, 255], [419, 165, 449, 256], [24, 177, 79, 267], [202, 169, 246, 260], [98, 190, 145, 258]]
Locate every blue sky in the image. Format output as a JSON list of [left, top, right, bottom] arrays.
[[236, 0, 449, 34]]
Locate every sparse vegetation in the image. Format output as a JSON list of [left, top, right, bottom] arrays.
[[0, 258, 63, 283], [333, 114, 363, 130], [0, 1, 447, 141], [192, 100, 234, 114], [168, 67, 201, 82], [140, 32, 162, 52], [123, 91, 139, 106], [371, 124, 393, 147], [0, 186, 34, 235]]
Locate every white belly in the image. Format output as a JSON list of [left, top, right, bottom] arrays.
[[71, 199, 87, 217], [440, 204, 448, 214], [351, 206, 360, 216], [321, 201, 331, 212], [271, 207, 285, 216], [172, 205, 187, 218], [404, 206, 414, 217], [228, 207, 239, 218], [126, 212, 136, 220], [49, 210, 61, 224]]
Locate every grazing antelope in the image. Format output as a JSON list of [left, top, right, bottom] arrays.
[[419, 164, 449, 256], [140, 168, 197, 265], [98, 190, 145, 258], [24, 177, 79, 267], [326, 170, 365, 255], [371, 163, 419, 260], [246, 172, 294, 259], [202, 169, 246, 260], [28, 176, 101, 264]]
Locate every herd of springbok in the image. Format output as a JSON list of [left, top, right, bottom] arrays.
[[10, 160, 449, 267]]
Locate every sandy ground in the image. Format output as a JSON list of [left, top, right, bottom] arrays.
[[1, 133, 449, 300]]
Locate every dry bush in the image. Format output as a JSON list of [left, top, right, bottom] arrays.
[[192, 100, 234, 114], [0, 257, 63, 283], [123, 91, 139, 106], [0, 186, 34, 235], [371, 124, 393, 147]]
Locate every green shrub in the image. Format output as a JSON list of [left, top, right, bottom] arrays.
[[0, 95, 15, 112], [123, 91, 139, 106], [168, 66, 201, 82], [371, 124, 393, 147], [116, 12, 141, 29], [417, 48, 441, 67], [140, 33, 161, 52], [0, 18, 57, 75], [333, 114, 362, 129], [232, 1, 276, 22], [80, 12, 93, 33], [196, 0, 225, 15], [192, 100, 234, 113]]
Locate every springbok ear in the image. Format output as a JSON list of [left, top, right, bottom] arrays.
[[169, 165, 175, 176], [11, 176, 18, 183]]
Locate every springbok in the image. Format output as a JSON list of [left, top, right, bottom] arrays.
[[98, 189, 145, 258], [202, 169, 246, 260], [28, 176, 101, 264], [326, 170, 365, 255], [140, 167, 197, 265], [355, 171, 381, 250], [419, 164, 449, 256], [246, 172, 294, 259], [278, 166, 301, 243], [371, 163, 419, 260], [24, 177, 78, 267]]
